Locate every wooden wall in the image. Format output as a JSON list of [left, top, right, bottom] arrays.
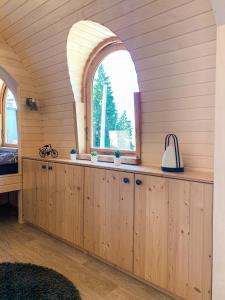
[[0, 0, 216, 171], [0, 33, 43, 156], [67, 20, 116, 103], [213, 24, 225, 300]]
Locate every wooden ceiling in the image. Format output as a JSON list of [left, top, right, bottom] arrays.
[[0, 0, 217, 170]]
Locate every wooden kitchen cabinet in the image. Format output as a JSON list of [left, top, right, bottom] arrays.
[[23, 158, 213, 300], [167, 179, 190, 298], [134, 175, 213, 300], [84, 167, 134, 272], [23, 159, 48, 230], [134, 174, 169, 289], [36, 160, 49, 230], [23, 158, 37, 224], [167, 179, 213, 300], [84, 167, 106, 258], [48, 163, 84, 247], [23, 159, 84, 248]]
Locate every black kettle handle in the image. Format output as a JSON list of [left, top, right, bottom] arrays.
[[164, 134, 181, 168]]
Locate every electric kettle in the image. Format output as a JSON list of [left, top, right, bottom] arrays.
[[161, 134, 184, 172]]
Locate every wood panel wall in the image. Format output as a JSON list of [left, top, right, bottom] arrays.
[[67, 20, 116, 103], [213, 24, 225, 300], [0, 33, 43, 156], [0, 0, 216, 171]]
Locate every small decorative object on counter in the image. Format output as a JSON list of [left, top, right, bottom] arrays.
[[70, 148, 77, 160], [90, 151, 98, 163], [39, 144, 58, 158], [114, 150, 121, 166], [161, 134, 184, 172]]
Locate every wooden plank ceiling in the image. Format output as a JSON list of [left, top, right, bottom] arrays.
[[0, 0, 217, 171]]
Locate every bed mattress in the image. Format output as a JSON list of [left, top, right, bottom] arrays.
[[0, 152, 18, 165], [0, 151, 18, 175]]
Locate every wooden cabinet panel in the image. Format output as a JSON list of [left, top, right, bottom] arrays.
[[48, 163, 84, 247], [188, 182, 212, 300], [68, 164, 84, 247], [168, 179, 190, 299], [84, 167, 106, 257], [134, 175, 212, 300], [104, 170, 134, 271], [84, 167, 134, 272], [168, 180, 213, 300], [23, 159, 48, 229], [23, 159, 37, 224], [134, 174, 169, 289], [48, 162, 57, 235], [35, 161, 49, 230], [48, 163, 65, 238], [23, 159, 84, 247]]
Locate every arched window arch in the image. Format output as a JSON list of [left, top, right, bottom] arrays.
[[83, 38, 140, 159], [1, 83, 18, 146]]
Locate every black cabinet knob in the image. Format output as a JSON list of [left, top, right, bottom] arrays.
[[48, 166, 53, 170], [123, 177, 130, 184], [42, 165, 46, 169], [136, 179, 142, 186]]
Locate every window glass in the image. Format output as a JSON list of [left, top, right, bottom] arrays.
[[4, 89, 18, 145], [91, 50, 139, 151]]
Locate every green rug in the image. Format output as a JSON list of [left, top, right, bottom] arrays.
[[0, 263, 81, 299]]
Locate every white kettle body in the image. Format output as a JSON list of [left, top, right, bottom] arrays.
[[161, 134, 184, 172]]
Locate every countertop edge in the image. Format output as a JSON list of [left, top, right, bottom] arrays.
[[22, 156, 214, 184]]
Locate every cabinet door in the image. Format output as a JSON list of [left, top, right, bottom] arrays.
[[84, 167, 106, 257], [23, 159, 48, 229], [48, 163, 84, 247], [134, 174, 169, 289], [167, 179, 190, 298], [188, 182, 212, 300], [168, 179, 213, 300], [35, 161, 49, 230], [104, 170, 134, 271], [23, 159, 37, 224], [84, 167, 134, 272]]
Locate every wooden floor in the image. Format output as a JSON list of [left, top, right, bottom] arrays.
[[0, 210, 175, 300]]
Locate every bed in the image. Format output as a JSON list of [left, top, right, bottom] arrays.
[[0, 149, 18, 175]]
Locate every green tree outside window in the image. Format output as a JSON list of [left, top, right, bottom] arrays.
[[92, 64, 134, 150]]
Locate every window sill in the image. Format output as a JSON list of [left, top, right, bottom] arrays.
[[76, 153, 141, 165]]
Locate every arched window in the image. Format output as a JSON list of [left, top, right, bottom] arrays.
[[84, 40, 140, 158], [2, 86, 18, 146]]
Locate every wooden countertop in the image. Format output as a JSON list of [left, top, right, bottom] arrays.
[[23, 156, 214, 184]]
